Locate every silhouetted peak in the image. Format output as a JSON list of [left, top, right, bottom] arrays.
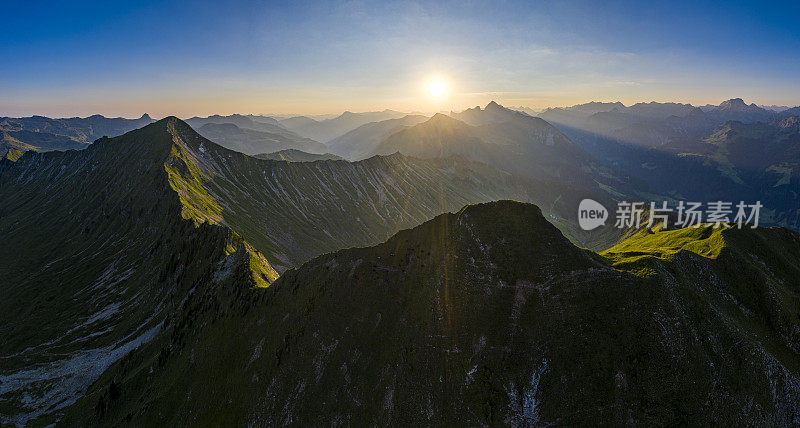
[[485, 100, 503, 110], [428, 113, 459, 123], [717, 98, 747, 109]]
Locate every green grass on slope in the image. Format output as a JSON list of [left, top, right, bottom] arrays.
[[601, 222, 800, 413], [602, 224, 727, 276], [3, 147, 24, 161], [0, 118, 277, 425], [59, 201, 800, 425]]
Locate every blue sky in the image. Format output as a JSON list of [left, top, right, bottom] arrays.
[[2, 0, 799, 117]]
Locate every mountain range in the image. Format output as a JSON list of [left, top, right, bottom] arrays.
[[536, 98, 800, 230], [0, 114, 153, 159], [279, 110, 409, 143], [2, 98, 800, 425], [372, 107, 597, 186], [56, 201, 800, 425], [253, 149, 344, 162], [0, 118, 597, 424], [326, 114, 429, 160]]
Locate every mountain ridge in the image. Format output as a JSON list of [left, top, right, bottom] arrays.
[[59, 200, 800, 425], [0, 117, 600, 423]]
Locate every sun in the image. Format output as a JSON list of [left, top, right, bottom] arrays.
[[426, 79, 448, 100]]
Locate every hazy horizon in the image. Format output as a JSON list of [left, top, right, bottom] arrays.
[[3, 0, 799, 118], [1, 97, 793, 121]]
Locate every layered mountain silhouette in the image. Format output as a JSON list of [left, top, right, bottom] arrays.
[[0, 117, 588, 424], [56, 201, 800, 425], [0, 114, 153, 159], [194, 122, 327, 155], [280, 110, 409, 142], [450, 100, 529, 125], [185, 114, 327, 155], [370, 104, 612, 190], [3, 100, 800, 425], [253, 149, 344, 162], [326, 114, 429, 160], [1, 129, 87, 161], [536, 99, 800, 230]]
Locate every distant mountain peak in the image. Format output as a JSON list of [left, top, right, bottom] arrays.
[[427, 113, 464, 126], [717, 98, 748, 110], [485, 100, 502, 109]]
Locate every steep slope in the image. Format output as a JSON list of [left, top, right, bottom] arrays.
[[326, 114, 428, 160], [172, 123, 592, 270], [194, 122, 327, 155], [0, 117, 597, 424], [253, 149, 344, 162], [0, 118, 274, 426], [280, 110, 409, 142], [63, 201, 800, 425]]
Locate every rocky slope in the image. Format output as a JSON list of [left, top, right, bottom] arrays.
[[0, 118, 271, 426], [61, 201, 800, 426], [0, 118, 584, 425]]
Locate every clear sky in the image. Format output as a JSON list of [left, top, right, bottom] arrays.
[[2, 0, 799, 118]]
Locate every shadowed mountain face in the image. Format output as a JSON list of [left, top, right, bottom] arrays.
[[450, 100, 529, 125], [152, 119, 595, 271], [194, 122, 328, 155], [606, 118, 800, 230], [0, 120, 260, 426], [60, 201, 800, 426], [184, 114, 328, 155], [539, 98, 778, 137], [185, 114, 285, 134], [326, 114, 429, 160], [3, 114, 799, 425], [253, 149, 344, 162], [538, 98, 781, 151], [279, 110, 409, 143], [1, 129, 88, 160], [0, 118, 589, 425], [370, 107, 617, 191], [0, 114, 154, 159], [536, 99, 800, 230]]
